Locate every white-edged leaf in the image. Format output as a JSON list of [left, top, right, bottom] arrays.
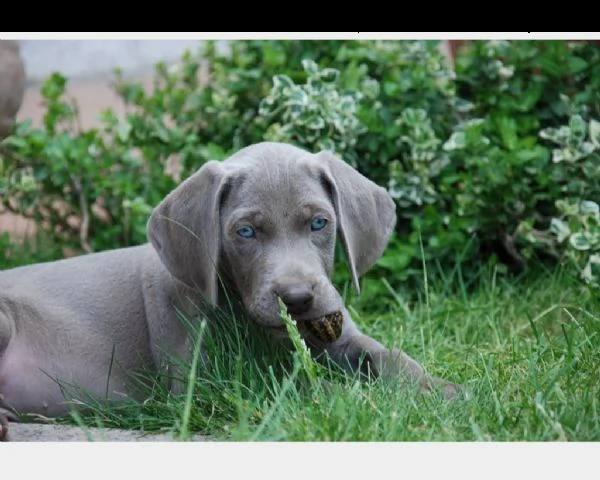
[[117, 119, 132, 142], [402, 108, 428, 125], [550, 218, 571, 243], [272, 74, 294, 90], [578, 141, 596, 158], [582, 254, 600, 285], [552, 148, 566, 163], [318, 138, 336, 152], [569, 232, 592, 251], [443, 131, 466, 151], [301, 58, 319, 75], [318, 68, 340, 83], [569, 114, 587, 142], [304, 115, 325, 130], [589, 119, 600, 148], [339, 97, 356, 114], [286, 88, 309, 107], [580, 200, 600, 217]]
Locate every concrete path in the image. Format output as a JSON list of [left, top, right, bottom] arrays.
[[5, 422, 211, 442]]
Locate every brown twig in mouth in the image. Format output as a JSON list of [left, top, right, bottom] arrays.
[[304, 311, 344, 343]]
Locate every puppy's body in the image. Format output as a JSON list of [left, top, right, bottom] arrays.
[[0, 142, 458, 439], [0, 245, 179, 416]]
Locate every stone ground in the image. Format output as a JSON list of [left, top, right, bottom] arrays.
[[6, 422, 210, 442], [8, 423, 192, 442]]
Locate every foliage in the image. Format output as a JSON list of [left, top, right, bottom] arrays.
[[1, 39, 599, 292], [517, 114, 600, 288], [521, 199, 600, 288], [258, 58, 367, 167]]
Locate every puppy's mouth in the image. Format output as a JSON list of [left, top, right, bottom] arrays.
[[265, 310, 344, 344]]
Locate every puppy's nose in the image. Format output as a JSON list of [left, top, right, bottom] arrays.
[[276, 283, 314, 315]]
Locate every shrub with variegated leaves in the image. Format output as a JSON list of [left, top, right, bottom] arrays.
[[387, 108, 447, 210], [258, 59, 367, 167], [517, 114, 599, 287], [2, 39, 600, 294], [551, 200, 600, 288]]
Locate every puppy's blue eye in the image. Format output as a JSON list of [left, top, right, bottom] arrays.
[[236, 226, 255, 238], [311, 216, 328, 231]]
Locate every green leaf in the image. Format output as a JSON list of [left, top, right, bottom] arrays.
[[318, 138, 336, 152], [153, 124, 170, 143], [202, 142, 227, 161], [402, 108, 428, 125], [286, 89, 309, 106], [569, 232, 592, 251], [540, 126, 570, 145], [496, 116, 518, 151], [580, 201, 600, 217], [304, 115, 325, 130], [443, 132, 466, 151], [550, 218, 571, 243], [582, 254, 600, 285], [361, 78, 380, 99], [1, 136, 29, 149], [577, 142, 596, 158], [339, 97, 356, 114], [117, 120, 132, 142], [589, 119, 600, 148], [551, 148, 566, 163], [518, 83, 542, 111], [318, 68, 340, 83], [454, 98, 475, 113], [567, 56, 588, 75], [272, 74, 294, 91], [569, 114, 587, 144], [556, 199, 580, 216], [301, 58, 319, 75]]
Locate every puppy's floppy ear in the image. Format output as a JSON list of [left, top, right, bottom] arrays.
[[317, 150, 396, 294], [147, 160, 227, 304]]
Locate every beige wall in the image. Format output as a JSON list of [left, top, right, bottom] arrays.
[[2, 40, 209, 240], [1, 46, 170, 239], [2, 77, 143, 239]]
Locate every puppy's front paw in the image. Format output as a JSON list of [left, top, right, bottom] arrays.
[[421, 377, 466, 401]]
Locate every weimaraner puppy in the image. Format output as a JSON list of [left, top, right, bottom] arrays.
[[0, 141, 458, 440]]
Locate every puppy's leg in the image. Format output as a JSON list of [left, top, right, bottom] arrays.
[[318, 310, 461, 399], [0, 404, 18, 442]]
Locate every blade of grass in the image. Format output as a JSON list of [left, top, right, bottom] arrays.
[[179, 319, 208, 441]]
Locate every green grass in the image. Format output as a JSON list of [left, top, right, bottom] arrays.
[[62, 265, 600, 441]]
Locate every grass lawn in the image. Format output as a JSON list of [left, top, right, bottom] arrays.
[[63, 265, 599, 442]]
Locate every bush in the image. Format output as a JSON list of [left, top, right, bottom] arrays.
[[1, 40, 598, 291]]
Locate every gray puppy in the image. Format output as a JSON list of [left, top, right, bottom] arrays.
[[0, 142, 459, 440]]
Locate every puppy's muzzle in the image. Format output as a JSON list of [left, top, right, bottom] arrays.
[[275, 282, 314, 315]]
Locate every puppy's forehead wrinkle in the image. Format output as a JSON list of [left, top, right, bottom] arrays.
[[223, 151, 326, 213]]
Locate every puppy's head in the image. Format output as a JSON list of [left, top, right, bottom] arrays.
[[147, 142, 396, 342]]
